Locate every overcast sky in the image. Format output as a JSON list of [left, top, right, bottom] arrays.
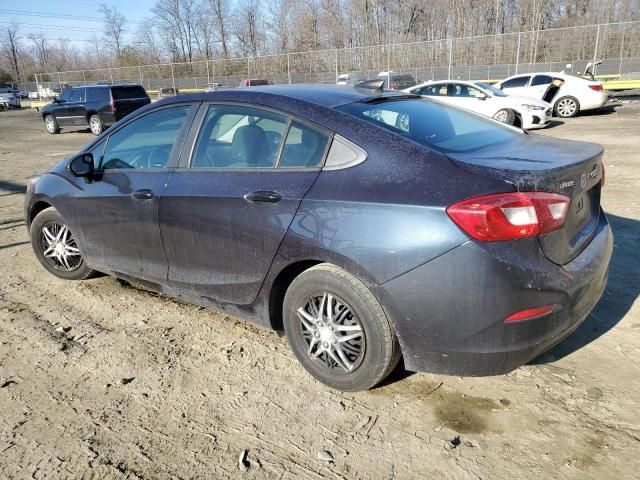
[[1, 1, 154, 46]]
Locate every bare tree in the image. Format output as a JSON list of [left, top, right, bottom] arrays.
[[153, 0, 199, 62], [209, 0, 231, 58], [0, 22, 21, 81], [100, 4, 127, 61], [27, 33, 49, 72]]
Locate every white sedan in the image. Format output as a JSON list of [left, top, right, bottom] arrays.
[[404, 81, 551, 129], [493, 72, 608, 118]]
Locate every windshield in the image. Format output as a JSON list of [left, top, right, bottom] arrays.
[[338, 98, 521, 153], [474, 82, 508, 97]]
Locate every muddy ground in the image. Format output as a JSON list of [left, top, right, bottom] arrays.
[[0, 104, 639, 480]]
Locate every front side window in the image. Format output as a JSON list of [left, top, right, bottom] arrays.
[[101, 106, 191, 170], [338, 98, 521, 153], [192, 105, 288, 168], [420, 85, 447, 96], [279, 122, 329, 168], [69, 88, 85, 102], [501, 76, 530, 88]]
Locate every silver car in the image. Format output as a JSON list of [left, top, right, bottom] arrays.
[[0, 88, 20, 109]]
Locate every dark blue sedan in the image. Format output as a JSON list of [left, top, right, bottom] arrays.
[[24, 85, 612, 391]]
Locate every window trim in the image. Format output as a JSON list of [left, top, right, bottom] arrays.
[[96, 102, 198, 172], [181, 101, 333, 171]]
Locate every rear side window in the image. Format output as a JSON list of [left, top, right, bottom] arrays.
[[191, 105, 288, 168], [111, 86, 147, 100], [86, 87, 110, 103], [101, 106, 191, 169], [279, 122, 329, 168], [338, 98, 521, 153], [501, 76, 530, 88], [531, 75, 553, 86]]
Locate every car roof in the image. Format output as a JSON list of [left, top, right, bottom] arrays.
[[159, 84, 415, 109], [81, 84, 144, 89]]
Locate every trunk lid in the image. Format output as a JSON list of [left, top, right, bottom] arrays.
[[446, 134, 604, 265]]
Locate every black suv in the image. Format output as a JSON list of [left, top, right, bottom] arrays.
[[41, 84, 150, 135]]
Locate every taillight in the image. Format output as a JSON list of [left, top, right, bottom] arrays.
[[446, 192, 570, 241], [110, 93, 115, 110], [589, 84, 603, 92]]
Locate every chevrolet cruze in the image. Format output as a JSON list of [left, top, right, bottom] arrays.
[[25, 85, 612, 391]]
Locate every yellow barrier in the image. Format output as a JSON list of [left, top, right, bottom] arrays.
[[601, 80, 640, 91], [30, 101, 49, 111]]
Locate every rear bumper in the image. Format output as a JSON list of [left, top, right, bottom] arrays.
[[374, 212, 613, 375], [580, 91, 609, 111]]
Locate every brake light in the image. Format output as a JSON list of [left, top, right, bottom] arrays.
[[446, 192, 570, 241], [589, 84, 603, 92], [504, 304, 556, 323]]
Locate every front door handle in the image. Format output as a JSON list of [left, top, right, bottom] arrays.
[[244, 191, 281, 204], [131, 189, 155, 200]]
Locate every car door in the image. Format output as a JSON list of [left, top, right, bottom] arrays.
[[68, 88, 87, 126], [498, 75, 531, 97], [528, 74, 554, 100], [159, 103, 331, 304], [444, 83, 492, 116], [70, 103, 198, 283], [53, 89, 72, 125]]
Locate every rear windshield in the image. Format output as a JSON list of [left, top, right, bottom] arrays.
[[248, 79, 270, 86], [111, 86, 147, 100], [338, 98, 521, 153]]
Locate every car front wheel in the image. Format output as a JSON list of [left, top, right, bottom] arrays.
[[283, 264, 401, 391], [44, 115, 60, 134], [30, 207, 94, 280], [554, 96, 580, 118], [493, 109, 516, 125]]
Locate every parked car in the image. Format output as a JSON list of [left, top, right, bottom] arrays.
[[239, 78, 272, 87], [493, 72, 608, 118], [41, 84, 150, 135], [337, 73, 365, 86], [405, 80, 552, 129], [25, 85, 611, 391], [377, 71, 416, 90], [0, 88, 21, 109]]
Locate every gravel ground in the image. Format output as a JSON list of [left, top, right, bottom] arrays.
[[0, 105, 639, 479]]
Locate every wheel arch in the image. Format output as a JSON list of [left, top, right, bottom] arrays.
[[28, 200, 53, 229]]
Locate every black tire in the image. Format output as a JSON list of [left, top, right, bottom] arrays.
[[554, 96, 580, 118], [493, 108, 516, 125], [89, 114, 104, 135], [30, 207, 94, 280], [283, 263, 401, 391], [44, 115, 60, 134]]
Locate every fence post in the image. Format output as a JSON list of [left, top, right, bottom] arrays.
[[171, 63, 176, 92], [515, 32, 521, 74], [335, 49, 338, 83], [212, 60, 216, 86], [593, 24, 601, 75], [57, 72, 62, 91], [447, 38, 453, 79], [82, 70, 86, 84], [138, 65, 143, 85], [247, 57, 250, 79], [287, 54, 291, 84], [109, 68, 113, 84], [618, 23, 626, 76]]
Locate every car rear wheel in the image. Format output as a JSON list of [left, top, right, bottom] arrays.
[[44, 115, 60, 134], [493, 109, 515, 125], [30, 207, 94, 280], [89, 114, 104, 135], [283, 264, 401, 391], [554, 96, 580, 118]]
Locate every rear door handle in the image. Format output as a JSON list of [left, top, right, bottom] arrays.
[[131, 189, 155, 200], [243, 191, 281, 204]]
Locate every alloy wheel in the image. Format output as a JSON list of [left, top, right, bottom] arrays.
[[90, 117, 101, 135], [40, 223, 82, 272], [45, 117, 55, 133], [557, 98, 577, 117], [494, 110, 510, 122], [297, 292, 365, 373]]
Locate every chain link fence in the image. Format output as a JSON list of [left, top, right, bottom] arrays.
[[32, 21, 640, 97]]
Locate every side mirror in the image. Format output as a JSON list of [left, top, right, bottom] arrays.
[[69, 153, 95, 179]]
